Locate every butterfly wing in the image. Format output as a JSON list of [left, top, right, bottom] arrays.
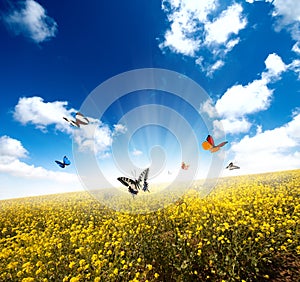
[[138, 168, 149, 182], [138, 168, 149, 191], [55, 160, 65, 168], [63, 156, 71, 166], [230, 165, 240, 170], [226, 162, 233, 169], [202, 141, 213, 150], [142, 181, 149, 192], [181, 162, 189, 170], [206, 135, 215, 146], [117, 177, 139, 195], [215, 141, 228, 148], [63, 117, 80, 128], [209, 147, 220, 153], [75, 112, 89, 125], [128, 186, 139, 195]]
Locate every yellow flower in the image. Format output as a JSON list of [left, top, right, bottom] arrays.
[[147, 264, 153, 270], [70, 278, 80, 282], [154, 273, 160, 278]]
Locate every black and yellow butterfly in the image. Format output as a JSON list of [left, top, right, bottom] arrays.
[[117, 168, 149, 196]]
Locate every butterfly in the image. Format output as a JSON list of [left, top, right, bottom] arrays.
[[202, 135, 228, 153], [181, 162, 189, 170], [55, 156, 71, 168], [226, 162, 240, 170], [141, 168, 150, 192], [63, 112, 89, 128], [117, 168, 150, 196]]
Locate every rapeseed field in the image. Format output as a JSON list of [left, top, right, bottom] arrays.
[[0, 170, 299, 281]]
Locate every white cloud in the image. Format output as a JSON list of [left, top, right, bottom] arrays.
[[73, 119, 113, 157], [199, 98, 218, 118], [0, 135, 77, 183], [263, 53, 287, 79], [292, 42, 300, 54], [206, 60, 225, 77], [213, 118, 251, 137], [0, 135, 28, 160], [226, 38, 240, 51], [2, 0, 57, 43], [200, 53, 292, 135], [288, 59, 300, 79], [132, 149, 143, 156], [263, 0, 300, 42], [159, 22, 201, 56], [113, 124, 127, 135], [13, 96, 127, 158], [218, 53, 288, 119], [204, 4, 247, 45], [14, 96, 75, 133], [159, 0, 217, 56], [160, 1, 247, 76], [215, 79, 273, 119], [228, 111, 300, 174], [270, 0, 300, 23]]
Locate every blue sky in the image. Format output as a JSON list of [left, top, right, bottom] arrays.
[[0, 0, 299, 200]]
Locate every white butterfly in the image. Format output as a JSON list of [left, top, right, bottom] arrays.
[[117, 168, 150, 196], [63, 112, 89, 128]]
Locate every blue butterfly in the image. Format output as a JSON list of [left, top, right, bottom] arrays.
[[55, 156, 71, 168]]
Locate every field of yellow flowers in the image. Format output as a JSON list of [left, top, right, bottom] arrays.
[[1, 169, 299, 281]]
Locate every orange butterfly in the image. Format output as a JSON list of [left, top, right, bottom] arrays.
[[202, 135, 228, 153], [181, 162, 189, 170]]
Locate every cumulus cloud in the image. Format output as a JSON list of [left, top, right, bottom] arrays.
[[14, 96, 75, 133], [0, 135, 28, 160], [0, 135, 77, 183], [160, 1, 247, 76], [206, 60, 225, 77], [254, 0, 300, 42], [200, 53, 292, 136], [113, 124, 127, 135], [288, 59, 300, 79], [263, 53, 287, 80], [13, 96, 127, 158], [204, 3, 247, 45], [292, 42, 300, 54], [227, 111, 300, 174], [213, 118, 251, 137], [216, 79, 273, 119], [2, 0, 57, 43], [72, 118, 113, 157]]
